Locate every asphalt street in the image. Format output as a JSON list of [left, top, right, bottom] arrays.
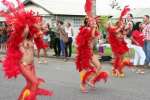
[[0, 57, 150, 100]]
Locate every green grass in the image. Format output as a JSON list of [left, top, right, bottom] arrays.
[[72, 45, 112, 56], [104, 47, 112, 56], [72, 45, 135, 58]]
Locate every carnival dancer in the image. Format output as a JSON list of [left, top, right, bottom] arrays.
[[1, 0, 53, 99], [34, 23, 48, 64], [107, 6, 130, 78], [75, 0, 108, 93]]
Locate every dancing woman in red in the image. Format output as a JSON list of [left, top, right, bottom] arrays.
[[75, 17, 108, 93], [34, 29, 48, 64], [1, 0, 53, 99], [18, 26, 53, 100], [107, 6, 130, 77]]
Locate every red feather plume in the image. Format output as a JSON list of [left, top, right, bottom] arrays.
[[82, 70, 95, 85], [120, 6, 130, 18], [0, 0, 41, 79], [85, 0, 92, 17], [93, 71, 108, 84]]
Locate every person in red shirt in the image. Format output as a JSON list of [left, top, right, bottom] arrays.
[[131, 22, 146, 74]]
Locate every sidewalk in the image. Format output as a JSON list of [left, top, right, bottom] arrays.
[[0, 48, 111, 62], [0, 49, 76, 60]]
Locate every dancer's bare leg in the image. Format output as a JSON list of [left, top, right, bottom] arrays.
[[79, 70, 88, 93], [113, 54, 125, 77], [18, 79, 31, 100], [43, 48, 47, 63], [118, 55, 125, 77], [91, 55, 101, 73], [20, 64, 38, 84], [31, 65, 45, 84], [19, 64, 38, 100], [37, 49, 41, 63], [86, 55, 108, 87]]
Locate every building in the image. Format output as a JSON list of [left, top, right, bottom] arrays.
[[0, 17, 5, 27], [23, 0, 88, 34], [0, 0, 97, 36], [1, 0, 150, 32]]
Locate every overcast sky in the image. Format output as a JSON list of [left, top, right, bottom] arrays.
[[0, 0, 150, 10], [117, 0, 150, 8], [0, 0, 25, 10]]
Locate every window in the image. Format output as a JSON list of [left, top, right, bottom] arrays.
[[73, 17, 83, 27]]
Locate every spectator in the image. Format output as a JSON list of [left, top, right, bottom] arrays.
[[34, 22, 48, 64], [0, 27, 3, 51], [53, 23, 61, 56], [125, 14, 134, 63], [126, 13, 134, 38], [43, 24, 50, 48], [65, 22, 74, 57], [131, 22, 145, 74], [57, 21, 68, 60], [143, 15, 150, 67], [98, 34, 104, 59], [1, 26, 8, 51]]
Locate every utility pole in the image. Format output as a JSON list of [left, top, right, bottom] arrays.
[[92, 0, 96, 16]]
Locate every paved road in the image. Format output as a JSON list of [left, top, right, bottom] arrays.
[[0, 57, 150, 100]]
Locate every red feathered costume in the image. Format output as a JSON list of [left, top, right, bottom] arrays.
[[108, 6, 130, 77], [108, 27, 129, 55], [76, 23, 108, 92], [76, 25, 108, 91], [76, 26, 96, 72], [1, 0, 53, 99], [75, 1, 108, 92]]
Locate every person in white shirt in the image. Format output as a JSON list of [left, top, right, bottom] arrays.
[[65, 22, 74, 57]]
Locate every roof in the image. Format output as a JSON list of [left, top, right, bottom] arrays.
[[28, 0, 86, 15], [25, 0, 119, 16], [24, 2, 52, 16], [28, 0, 118, 16]]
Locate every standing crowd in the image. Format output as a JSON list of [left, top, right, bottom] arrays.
[[0, 20, 74, 62], [0, 14, 150, 67], [42, 21, 74, 61], [124, 14, 150, 74]]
